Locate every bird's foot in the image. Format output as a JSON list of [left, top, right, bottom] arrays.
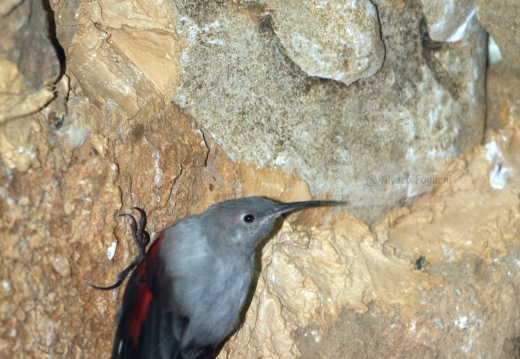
[[91, 207, 150, 291]]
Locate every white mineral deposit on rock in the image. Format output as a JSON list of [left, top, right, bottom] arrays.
[[446, 9, 476, 42], [107, 242, 117, 260]]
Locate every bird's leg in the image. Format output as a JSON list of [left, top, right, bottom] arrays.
[[91, 207, 151, 291], [131, 207, 150, 255], [90, 256, 141, 291]]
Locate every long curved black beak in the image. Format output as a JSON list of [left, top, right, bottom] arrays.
[[272, 200, 345, 217]]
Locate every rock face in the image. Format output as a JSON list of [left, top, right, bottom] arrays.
[[420, 0, 477, 42], [0, 98, 238, 356], [0, 0, 60, 124], [476, 0, 520, 74], [0, 2, 238, 356], [173, 0, 487, 224], [222, 128, 520, 358], [0, 0, 62, 171], [267, 0, 385, 86], [1, 0, 519, 358]]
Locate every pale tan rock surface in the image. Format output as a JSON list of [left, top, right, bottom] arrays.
[[173, 0, 487, 224], [0, 92, 238, 357], [266, 0, 385, 85], [222, 125, 520, 358], [476, 0, 520, 73], [475, 1, 520, 137], [68, 0, 181, 119], [0, 0, 60, 123], [0, 2, 238, 356], [420, 0, 476, 42], [485, 63, 520, 131], [1, 0, 519, 358]]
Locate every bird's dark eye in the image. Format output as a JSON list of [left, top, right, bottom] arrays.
[[243, 214, 255, 223]]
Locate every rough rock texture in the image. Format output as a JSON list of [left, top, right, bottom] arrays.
[[0, 0, 61, 172], [174, 0, 487, 224], [476, 1, 520, 134], [0, 92, 238, 357], [476, 0, 520, 73], [1, 0, 518, 358], [221, 127, 520, 358], [52, 0, 82, 56], [67, 0, 181, 119], [266, 0, 385, 85], [420, 0, 476, 42], [0, 3, 238, 355], [485, 63, 520, 131], [0, 0, 60, 123]]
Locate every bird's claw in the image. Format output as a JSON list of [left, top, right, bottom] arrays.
[[91, 207, 150, 291]]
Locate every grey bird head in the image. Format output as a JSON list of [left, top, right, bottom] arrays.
[[201, 196, 342, 256]]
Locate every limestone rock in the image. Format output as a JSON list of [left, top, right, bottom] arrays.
[[67, 0, 181, 118], [476, 0, 520, 73], [420, 0, 476, 42], [0, 2, 237, 357], [221, 126, 520, 358], [174, 0, 487, 224], [485, 63, 520, 131], [0, 96, 238, 357], [0, 0, 60, 123], [1, 0, 517, 357], [267, 0, 385, 85], [52, 0, 82, 55]]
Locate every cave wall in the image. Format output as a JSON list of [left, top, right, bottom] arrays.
[[1, 0, 520, 357]]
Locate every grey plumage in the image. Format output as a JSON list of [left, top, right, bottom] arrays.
[[104, 196, 341, 358]]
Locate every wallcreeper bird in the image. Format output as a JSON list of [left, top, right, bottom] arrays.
[[93, 196, 342, 359]]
